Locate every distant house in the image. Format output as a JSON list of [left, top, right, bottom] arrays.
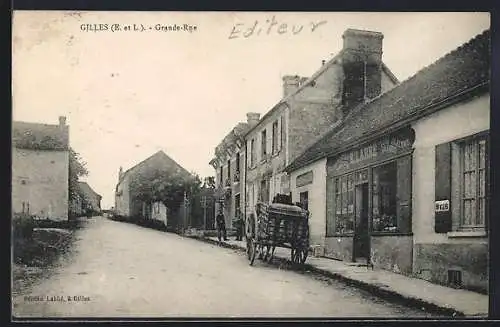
[[69, 182, 102, 217], [114, 150, 192, 229], [78, 181, 102, 215], [12, 116, 70, 221], [209, 121, 250, 232]]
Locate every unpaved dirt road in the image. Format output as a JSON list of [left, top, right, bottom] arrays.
[[12, 217, 443, 318]]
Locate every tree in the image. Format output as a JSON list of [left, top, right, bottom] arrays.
[[68, 148, 88, 202], [129, 168, 202, 211]]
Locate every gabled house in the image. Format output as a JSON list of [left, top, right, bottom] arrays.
[[114, 150, 192, 228], [209, 120, 253, 231], [244, 29, 399, 247], [12, 116, 70, 221], [77, 181, 102, 214], [284, 29, 490, 292]]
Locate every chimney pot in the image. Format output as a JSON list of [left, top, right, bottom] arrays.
[[322, 60, 326, 65], [246, 112, 261, 127], [282, 75, 306, 97], [59, 116, 66, 126]]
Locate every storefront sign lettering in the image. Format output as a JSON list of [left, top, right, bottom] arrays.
[[435, 200, 450, 212], [333, 128, 415, 172], [348, 144, 377, 163]]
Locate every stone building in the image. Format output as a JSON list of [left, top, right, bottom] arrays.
[[69, 181, 102, 217], [12, 116, 70, 221], [285, 29, 490, 292], [209, 120, 253, 231], [77, 181, 102, 214], [114, 150, 192, 230], [244, 29, 399, 247]]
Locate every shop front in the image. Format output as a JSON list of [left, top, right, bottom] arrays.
[[325, 126, 415, 275]]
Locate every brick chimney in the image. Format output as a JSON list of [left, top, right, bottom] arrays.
[[119, 166, 124, 180], [246, 112, 261, 127], [341, 29, 384, 108], [58, 116, 66, 126], [282, 75, 302, 97]]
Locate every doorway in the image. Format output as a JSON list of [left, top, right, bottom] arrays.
[[353, 182, 369, 262]]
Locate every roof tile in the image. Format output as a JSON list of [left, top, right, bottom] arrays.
[[12, 121, 69, 151], [286, 29, 490, 172]]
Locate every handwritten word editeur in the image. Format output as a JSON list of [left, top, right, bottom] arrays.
[[229, 15, 327, 39]]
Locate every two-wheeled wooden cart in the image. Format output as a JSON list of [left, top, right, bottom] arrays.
[[246, 202, 309, 266]]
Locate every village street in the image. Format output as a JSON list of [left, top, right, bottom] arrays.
[[12, 217, 443, 318]]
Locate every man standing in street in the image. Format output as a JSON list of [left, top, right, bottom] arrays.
[[216, 210, 228, 242]]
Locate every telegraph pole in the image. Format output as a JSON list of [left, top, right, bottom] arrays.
[[202, 196, 207, 230]]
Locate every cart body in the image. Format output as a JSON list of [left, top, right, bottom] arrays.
[[246, 202, 309, 265]]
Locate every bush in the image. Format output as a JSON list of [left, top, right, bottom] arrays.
[[12, 213, 35, 240]]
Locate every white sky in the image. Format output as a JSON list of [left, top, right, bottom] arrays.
[[12, 11, 490, 209]]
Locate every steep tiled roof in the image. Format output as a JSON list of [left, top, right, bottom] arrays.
[[285, 29, 490, 172], [117, 150, 192, 187], [12, 121, 69, 151], [78, 181, 101, 200]]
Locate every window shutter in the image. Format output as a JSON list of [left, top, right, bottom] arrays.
[[326, 177, 335, 236], [280, 116, 284, 149], [277, 118, 282, 151], [435, 142, 452, 233], [397, 155, 412, 234]]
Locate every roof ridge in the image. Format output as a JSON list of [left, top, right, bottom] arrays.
[[285, 28, 490, 172], [120, 149, 191, 182], [386, 29, 490, 90]]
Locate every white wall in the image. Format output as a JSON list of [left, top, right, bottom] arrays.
[[115, 175, 130, 217], [12, 148, 69, 221], [151, 201, 167, 226], [412, 93, 489, 244], [290, 158, 327, 247]]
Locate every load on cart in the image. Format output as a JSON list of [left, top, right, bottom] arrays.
[[246, 200, 309, 266]]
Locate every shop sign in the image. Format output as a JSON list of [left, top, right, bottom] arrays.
[[296, 171, 313, 187], [435, 200, 450, 212], [332, 128, 415, 172]]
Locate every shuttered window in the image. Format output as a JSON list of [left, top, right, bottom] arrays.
[[435, 133, 488, 233], [326, 177, 336, 236], [250, 139, 256, 167], [460, 136, 488, 229], [435, 142, 452, 233], [396, 155, 412, 234], [261, 129, 267, 159], [272, 120, 279, 154]]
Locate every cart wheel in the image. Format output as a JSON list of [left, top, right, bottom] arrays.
[[247, 238, 257, 266], [268, 246, 276, 264], [263, 245, 272, 262], [299, 247, 308, 264], [257, 244, 264, 260], [290, 247, 300, 264]]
